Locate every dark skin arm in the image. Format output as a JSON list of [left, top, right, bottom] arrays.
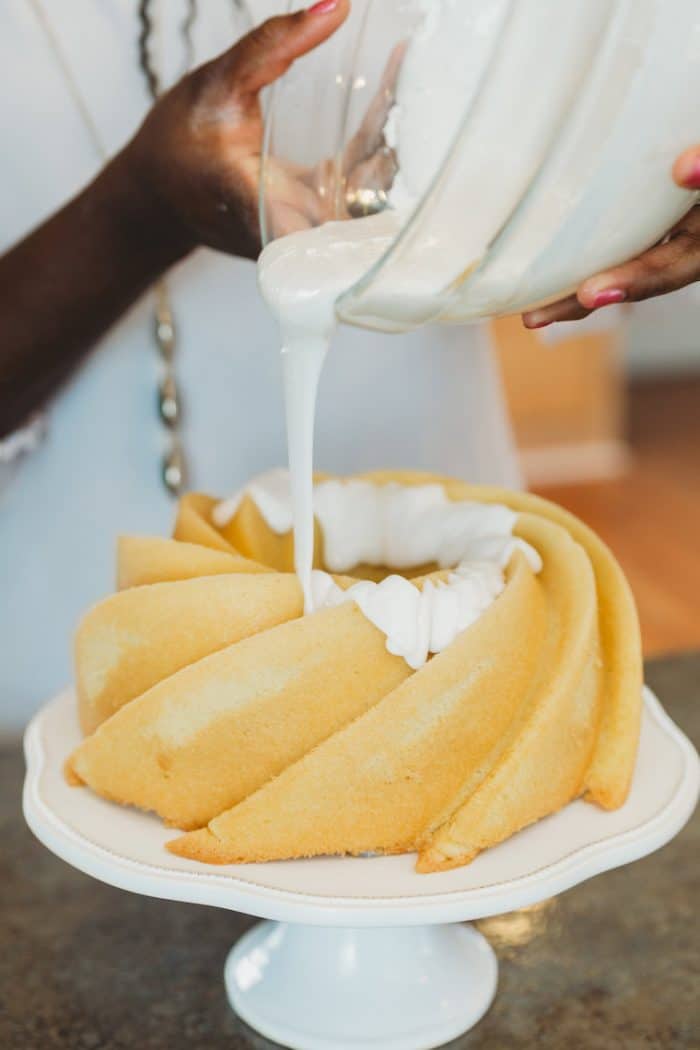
[[0, 1, 349, 438], [0, 151, 192, 435]]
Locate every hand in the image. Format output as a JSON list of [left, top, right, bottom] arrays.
[[522, 145, 700, 329], [122, 1, 350, 260]]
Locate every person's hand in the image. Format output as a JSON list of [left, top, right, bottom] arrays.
[[122, 1, 350, 261], [522, 145, 700, 329]]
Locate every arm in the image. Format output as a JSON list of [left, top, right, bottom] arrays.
[[0, 0, 349, 438], [523, 145, 700, 329], [0, 153, 191, 437]]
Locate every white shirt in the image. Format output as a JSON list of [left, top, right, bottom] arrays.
[[0, 0, 520, 730]]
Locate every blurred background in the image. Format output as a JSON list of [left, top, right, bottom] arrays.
[[494, 294, 700, 658]]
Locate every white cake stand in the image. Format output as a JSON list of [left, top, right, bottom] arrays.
[[24, 688, 698, 1050]]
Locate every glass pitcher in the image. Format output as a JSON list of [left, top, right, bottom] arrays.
[[260, 0, 700, 331]]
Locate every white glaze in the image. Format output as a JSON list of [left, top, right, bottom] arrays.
[[214, 474, 542, 668], [383, 0, 510, 215], [310, 563, 506, 671], [310, 479, 542, 574], [258, 213, 406, 611], [213, 468, 294, 534]]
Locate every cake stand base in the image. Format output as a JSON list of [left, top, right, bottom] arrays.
[[225, 920, 498, 1050]]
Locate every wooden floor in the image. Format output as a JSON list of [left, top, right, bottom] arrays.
[[535, 376, 700, 658]]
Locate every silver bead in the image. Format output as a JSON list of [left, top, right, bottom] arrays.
[[154, 280, 186, 497], [154, 317, 175, 362], [158, 375, 180, 427], [162, 443, 186, 495], [154, 281, 176, 361]]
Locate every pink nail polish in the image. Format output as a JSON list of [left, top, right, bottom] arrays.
[[308, 0, 339, 14], [683, 159, 700, 189], [591, 289, 627, 309]]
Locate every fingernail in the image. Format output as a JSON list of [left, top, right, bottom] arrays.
[[308, 0, 339, 14], [523, 314, 552, 329], [682, 159, 700, 189], [591, 288, 627, 309]]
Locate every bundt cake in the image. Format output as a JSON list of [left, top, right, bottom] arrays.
[[66, 471, 643, 873]]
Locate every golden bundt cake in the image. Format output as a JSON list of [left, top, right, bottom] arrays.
[[66, 471, 643, 873]]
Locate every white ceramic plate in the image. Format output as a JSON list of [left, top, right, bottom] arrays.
[[23, 687, 698, 927]]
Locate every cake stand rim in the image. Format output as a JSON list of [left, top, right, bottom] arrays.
[[22, 686, 699, 927]]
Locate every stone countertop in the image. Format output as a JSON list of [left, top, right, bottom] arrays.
[[2, 655, 699, 1050]]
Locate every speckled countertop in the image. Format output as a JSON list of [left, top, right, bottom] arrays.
[[2, 655, 699, 1050]]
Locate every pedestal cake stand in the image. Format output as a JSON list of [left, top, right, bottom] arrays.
[[24, 688, 698, 1050]]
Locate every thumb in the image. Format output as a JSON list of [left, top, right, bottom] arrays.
[[673, 144, 700, 191], [228, 1, 350, 97]]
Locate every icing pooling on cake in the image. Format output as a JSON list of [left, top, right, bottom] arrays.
[[214, 468, 295, 535], [214, 472, 542, 669], [310, 562, 506, 671]]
